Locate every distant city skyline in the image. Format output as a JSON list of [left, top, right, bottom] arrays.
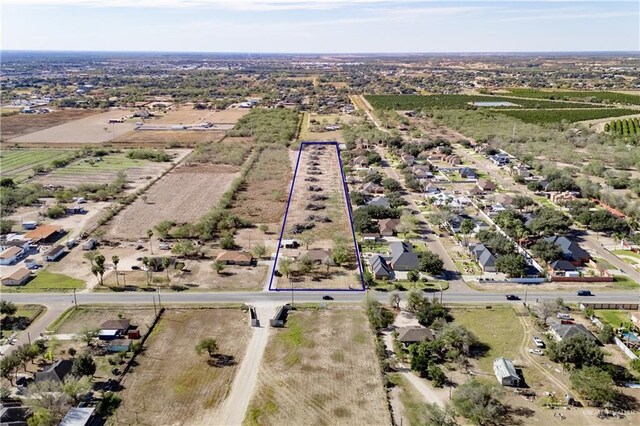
[[2, 1, 639, 53]]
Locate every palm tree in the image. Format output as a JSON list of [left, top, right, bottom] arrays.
[[147, 229, 154, 254], [162, 257, 171, 281], [460, 219, 475, 247], [112, 255, 120, 286], [141, 257, 150, 286]]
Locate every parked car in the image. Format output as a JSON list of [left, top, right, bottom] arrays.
[[131, 266, 141, 270], [322, 295, 334, 300], [557, 313, 573, 320], [505, 294, 520, 301], [533, 336, 545, 348], [528, 348, 544, 355], [576, 290, 593, 296]]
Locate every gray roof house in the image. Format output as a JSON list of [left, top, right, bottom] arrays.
[[459, 167, 478, 179], [397, 327, 434, 346], [369, 255, 393, 279], [34, 359, 73, 383], [389, 242, 420, 271], [470, 243, 497, 272], [493, 357, 521, 387], [368, 197, 391, 208], [544, 236, 590, 264], [549, 323, 597, 342]]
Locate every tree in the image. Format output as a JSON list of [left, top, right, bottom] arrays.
[[546, 334, 604, 369], [496, 253, 527, 278], [382, 178, 403, 193], [28, 408, 56, 426], [439, 324, 478, 357], [92, 253, 106, 286], [112, 255, 120, 286], [77, 327, 100, 347], [417, 403, 458, 426], [530, 239, 563, 264], [0, 219, 13, 234], [332, 238, 350, 266], [171, 240, 199, 258], [0, 353, 20, 385], [162, 256, 171, 280], [350, 191, 366, 206], [570, 366, 617, 407], [25, 380, 71, 423], [154, 220, 175, 238], [528, 207, 570, 236], [220, 233, 236, 250], [195, 338, 219, 358], [300, 234, 315, 250], [67, 347, 77, 358], [258, 224, 269, 234], [147, 229, 154, 254], [252, 243, 267, 259], [0, 300, 17, 316], [62, 375, 93, 404], [298, 255, 315, 276], [71, 354, 96, 377], [452, 379, 505, 426], [407, 289, 429, 314], [212, 261, 225, 275], [279, 257, 293, 280], [389, 292, 401, 310], [427, 364, 447, 387], [599, 324, 615, 344], [419, 251, 444, 276], [512, 195, 535, 210], [460, 219, 475, 246], [15, 343, 40, 371], [407, 270, 420, 286]]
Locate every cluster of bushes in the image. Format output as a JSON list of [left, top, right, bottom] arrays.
[[126, 149, 171, 162], [229, 108, 300, 146], [0, 182, 47, 214], [567, 201, 631, 234], [353, 205, 401, 233], [187, 139, 252, 166]]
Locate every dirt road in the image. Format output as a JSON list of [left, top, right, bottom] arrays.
[[212, 303, 277, 425]]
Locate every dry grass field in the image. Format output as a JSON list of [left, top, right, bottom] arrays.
[[245, 309, 391, 426], [107, 163, 238, 240], [229, 146, 293, 224], [0, 109, 99, 140], [115, 308, 252, 426], [53, 305, 157, 335], [151, 106, 249, 124], [8, 109, 137, 144], [273, 143, 360, 290], [110, 130, 224, 148]]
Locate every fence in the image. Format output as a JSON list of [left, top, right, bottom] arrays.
[[580, 303, 639, 310], [614, 337, 639, 360], [551, 276, 613, 283]]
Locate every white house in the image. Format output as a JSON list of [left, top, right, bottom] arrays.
[[0, 246, 24, 266]]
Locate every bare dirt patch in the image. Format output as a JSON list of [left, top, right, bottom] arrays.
[[8, 109, 137, 144], [116, 308, 252, 426], [0, 109, 99, 140], [107, 163, 238, 240], [110, 130, 225, 148], [245, 308, 392, 426], [54, 305, 157, 335]]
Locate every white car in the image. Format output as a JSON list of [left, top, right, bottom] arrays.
[[533, 336, 545, 348], [529, 348, 544, 355]]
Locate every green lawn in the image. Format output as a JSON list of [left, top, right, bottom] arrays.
[[0, 149, 76, 181], [2, 270, 85, 293], [388, 373, 435, 425], [451, 306, 524, 374], [597, 310, 632, 328], [0, 304, 45, 339], [51, 154, 149, 176], [610, 275, 640, 290], [613, 250, 640, 261], [372, 280, 449, 293]]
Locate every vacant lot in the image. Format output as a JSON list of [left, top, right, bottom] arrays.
[[245, 309, 391, 426], [8, 109, 136, 144], [33, 150, 190, 191], [0, 109, 99, 140], [0, 148, 77, 182], [229, 146, 292, 224], [299, 113, 360, 143], [108, 163, 238, 240], [152, 106, 249, 125], [116, 308, 251, 425], [111, 130, 225, 148], [187, 137, 253, 166], [52, 305, 156, 334]]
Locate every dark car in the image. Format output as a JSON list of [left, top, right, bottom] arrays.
[[505, 294, 520, 301], [576, 290, 593, 296], [131, 265, 141, 270], [322, 295, 334, 300]]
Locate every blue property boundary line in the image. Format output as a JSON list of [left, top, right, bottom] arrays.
[[268, 141, 366, 292]]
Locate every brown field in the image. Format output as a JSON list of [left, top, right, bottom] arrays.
[[245, 309, 391, 426], [107, 163, 238, 240], [8, 109, 137, 144], [151, 106, 249, 125], [110, 130, 225, 148], [116, 308, 252, 426], [0, 109, 99, 140], [229, 146, 293, 225], [274, 143, 360, 290], [53, 305, 157, 335]]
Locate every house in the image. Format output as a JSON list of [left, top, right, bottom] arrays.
[[24, 225, 63, 244], [397, 327, 434, 346], [379, 218, 400, 237], [549, 323, 597, 342], [512, 165, 531, 178], [368, 197, 391, 208], [550, 192, 578, 204], [544, 236, 590, 265], [445, 155, 461, 165], [389, 242, 420, 271], [424, 183, 440, 194], [493, 358, 521, 387], [44, 245, 66, 262], [459, 167, 477, 179], [305, 249, 332, 264], [65, 205, 87, 215], [470, 243, 497, 272], [82, 238, 97, 251], [401, 154, 415, 166], [0, 236, 32, 253], [100, 319, 131, 335], [34, 359, 73, 383], [215, 251, 253, 266], [1, 268, 32, 286], [60, 407, 96, 426], [476, 179, 496, 192], [352, 156, 369, 168], [490, 154, 510, 166], [362, 182, 384, 195], [0, 246, 24, 265], [369, 255, 392, 279], [413, 166, 433, 180], [22, 221, 38, 230], [549, 260, 577, 276]]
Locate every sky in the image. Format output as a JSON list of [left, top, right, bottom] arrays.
[[1, 0, 639, 53]]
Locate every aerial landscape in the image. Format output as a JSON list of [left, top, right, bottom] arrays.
[[1, 0, 640, 425]]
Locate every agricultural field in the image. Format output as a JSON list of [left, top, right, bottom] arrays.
[[273, 143, 361, 290], [605, 117, 640, 136], [0, 148, 78, 182], [245, 309, 391, 426], [151, 106, 249, 124], [107, 163, 239, 240], [229, 145, 293, 224], [496, 108, 640, 124], [115, 308, 251, 425], [32, 150, 190, 191], [7, 109, 137, 144], [505, 88, 640, 106], [0, 109, 99, 140], [111, 130, 225, 148], [365, 94, 607, 110]]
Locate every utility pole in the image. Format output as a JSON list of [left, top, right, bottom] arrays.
[[524, 287, 528, 306], [72, 289, 78, 308], [291, 279, 294, 307], [152, 296, 157, 317], [157, 286, 162, 308]]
